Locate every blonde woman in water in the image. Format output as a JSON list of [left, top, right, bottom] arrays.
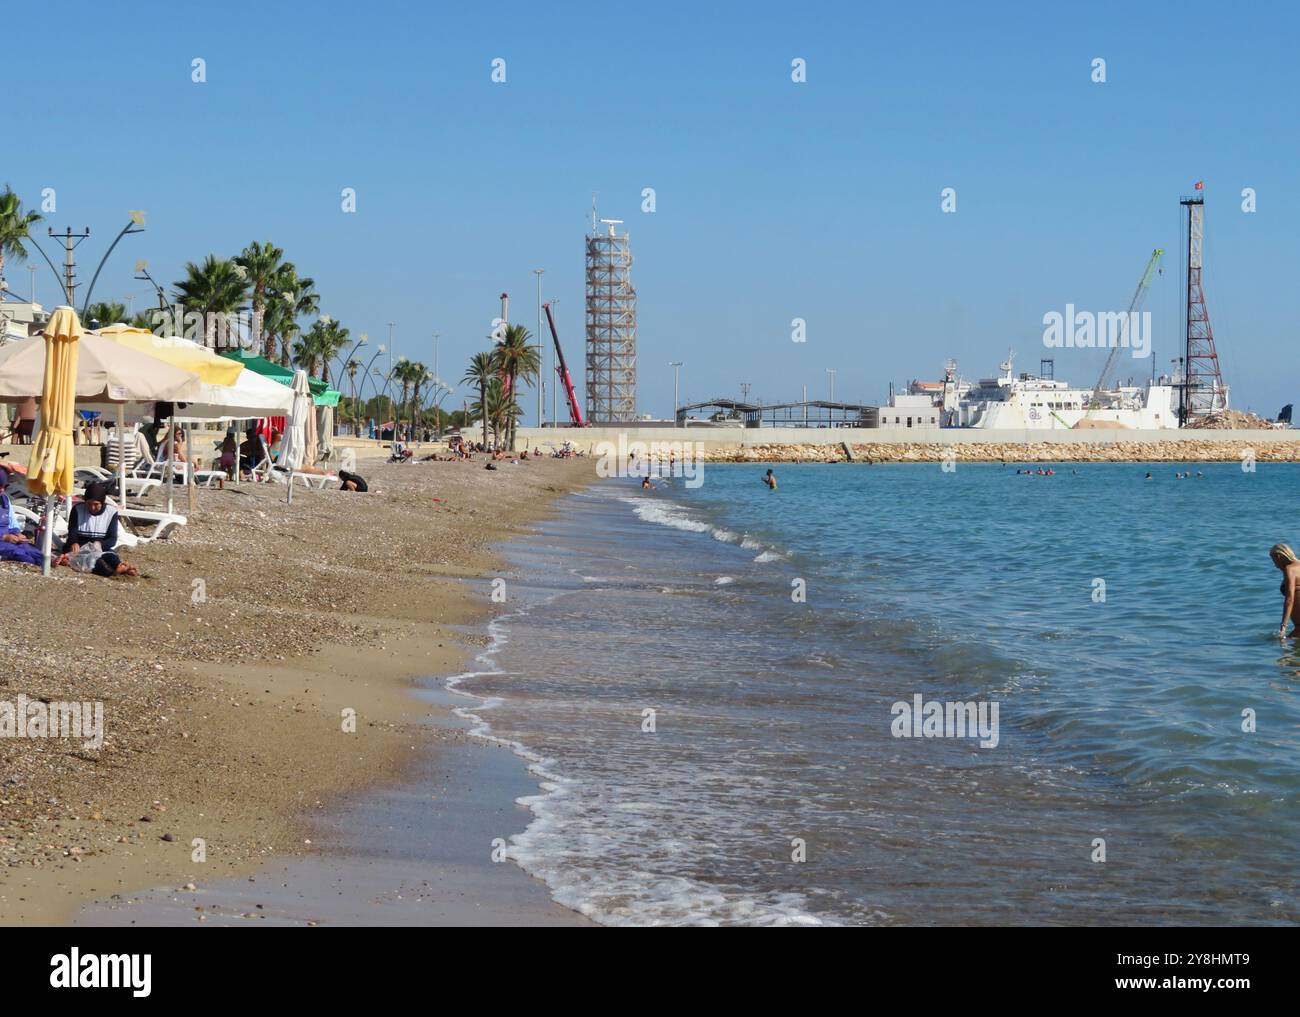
[[1271, 543, 1300, 637]]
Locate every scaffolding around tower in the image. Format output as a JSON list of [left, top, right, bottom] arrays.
[[1179, 191, 1228, 424], [585, 217, 637, 422]]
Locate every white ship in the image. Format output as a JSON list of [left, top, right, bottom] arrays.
[[918, 353, 1184, 430]]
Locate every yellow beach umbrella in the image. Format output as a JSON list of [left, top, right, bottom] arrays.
[[26, 307, 82, 576], [96, 324, 244, 386], [26, 306, 83, 497]]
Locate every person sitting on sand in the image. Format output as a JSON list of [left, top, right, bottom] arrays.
[[1272, 543, 1300, 637], [0, 467, 43, 568], [338, 470, 368, 492], [763, 469, 777, 490], [55, 481, 138, 577], [269, 429, 283, 459]]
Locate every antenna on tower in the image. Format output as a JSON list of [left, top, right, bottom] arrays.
[[599, 218, 624, 237], [591, 193, 597, 234]]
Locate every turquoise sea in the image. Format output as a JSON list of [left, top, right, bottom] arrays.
[[450, 462, 1300, 925]]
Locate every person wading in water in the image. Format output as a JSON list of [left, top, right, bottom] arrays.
[[1271, 543, 1300, 637]]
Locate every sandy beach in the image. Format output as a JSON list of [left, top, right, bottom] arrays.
[[0, 446, 593, 925]]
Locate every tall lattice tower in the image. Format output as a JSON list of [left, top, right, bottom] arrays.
[[585, 217, 637, 422], [1180, 190, 1228, 423]]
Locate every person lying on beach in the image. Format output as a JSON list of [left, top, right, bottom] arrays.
[[1271, 543, 1300, 637], [763, 469, 777, 490], [54, 481, 139, 577], [338, 470, 368, 492], [0, 467, 43, 567]]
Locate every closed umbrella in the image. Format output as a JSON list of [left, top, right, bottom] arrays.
[[278, 370, 310, 505], [24, 308, 80, 576], [303, 393, 318, 469]]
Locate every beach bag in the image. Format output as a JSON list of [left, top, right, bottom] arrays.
[[68, 541, 104, 574]]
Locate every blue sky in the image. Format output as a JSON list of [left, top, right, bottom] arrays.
[[4, 0, 1296, 418]]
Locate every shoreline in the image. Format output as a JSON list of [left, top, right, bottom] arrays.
[[0, 451, 594, 925]]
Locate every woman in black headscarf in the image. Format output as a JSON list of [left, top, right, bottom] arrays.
[[57, 480, 138, 577]]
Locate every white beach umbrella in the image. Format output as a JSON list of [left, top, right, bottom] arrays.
[[278, 369, 310, 471], [170, 367, 296, 420], [0, 333, 202, 403]]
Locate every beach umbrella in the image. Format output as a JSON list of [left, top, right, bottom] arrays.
[[0, 331, 202, 402], [94, 328, 246, 509], [168, 366, 296, 420], [23, 308, 80, 576], [0, 319, 201, 544], [304, 393, 318, 468], [277, 370, 310, 505], [278, 369, 310, 470], [95, 325, 244, 386]]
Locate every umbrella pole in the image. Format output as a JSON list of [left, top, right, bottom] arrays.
[[116, 404, 127, 514], [187, 427, 197, 514], [40, 499, 54, 577], [165, 413, 175, 516]]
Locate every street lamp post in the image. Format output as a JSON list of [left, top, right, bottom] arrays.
[[826, 368, 836, 404], [79, 212, 147, 316], [430, 332, 441, 437], [356, 345, 387, 439], [670, 361, 683, 423], [533, 268, 544, 428]]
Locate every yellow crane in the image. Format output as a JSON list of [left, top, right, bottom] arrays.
[[1084, 248, 1164, 417]]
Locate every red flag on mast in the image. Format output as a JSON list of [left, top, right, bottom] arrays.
[[1194, 180, 1205, 190]]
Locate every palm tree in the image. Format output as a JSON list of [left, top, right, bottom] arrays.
[[291, 318, 347, 378], [462, 351, 495, 447], [0, 186, 42, 296], [393, 358, 422, 438], [173, 256, 250, 348], [234, 240, 285, 359], [82, 301, 129, 328], [265, 265, 319, 366], [407, 361, 431, 437], [491, 324, 540, 449], [314, 319, 350, 386]]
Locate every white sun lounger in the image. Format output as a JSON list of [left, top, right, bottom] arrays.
[[117, 507, 186, 542], [75, 466, 162, 499]]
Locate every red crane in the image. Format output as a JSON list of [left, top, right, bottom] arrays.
[[543, 301, 586, 427]]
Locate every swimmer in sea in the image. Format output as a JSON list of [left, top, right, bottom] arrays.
[[1272, 543, 1300, 637], [642, 475, 652, 490], [763, 469, 777, 490]]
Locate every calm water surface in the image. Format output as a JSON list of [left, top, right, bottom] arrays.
[[449, 462, 1300, 925]]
